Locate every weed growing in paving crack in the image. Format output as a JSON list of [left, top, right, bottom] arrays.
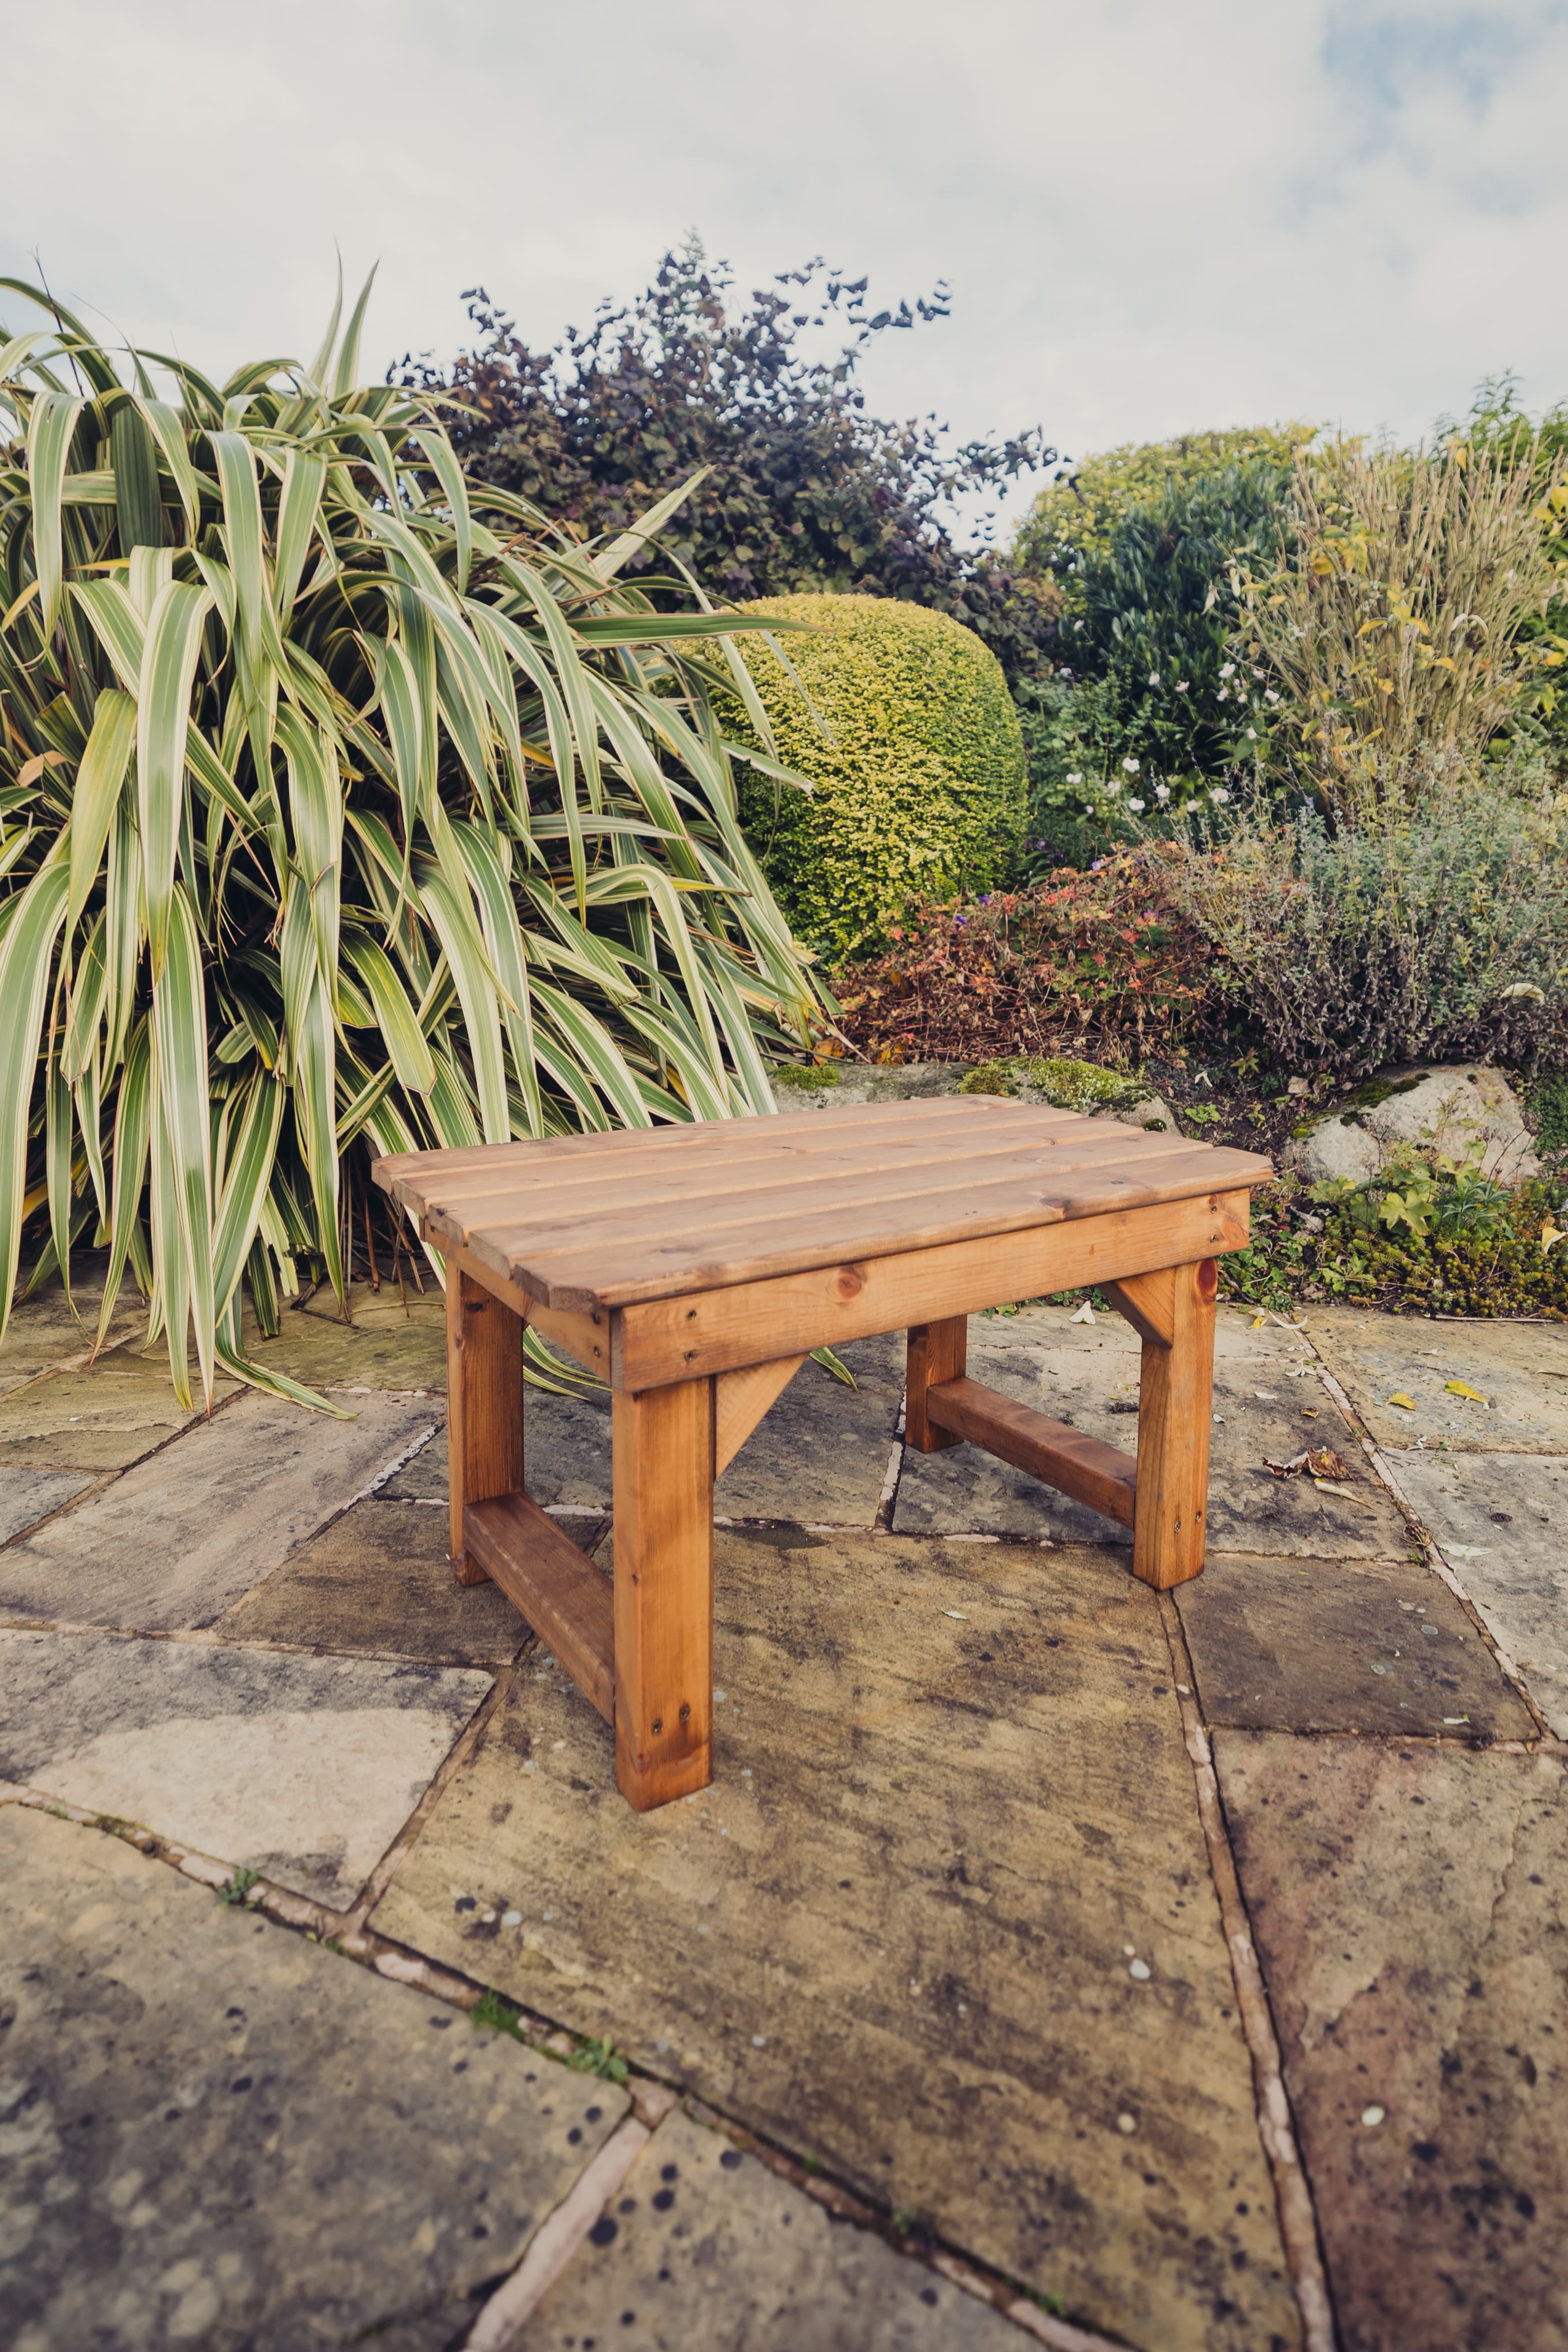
[[567, 2036, 630, 2086], [219, 1868, 259, 1908], [469, 1987, 530, 2044], [468, 1992, 629, 2085]]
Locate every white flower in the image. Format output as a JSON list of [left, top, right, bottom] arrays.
[[1219, 661, 1236, 678], [1066, 771, 1083, 785], [1252, 667, 1264, 679], [1122, 756, 1140, 774], [1175, 681, 1189, 692], [1217, 687, 1229, 701], [1210, 787, 1232, 805], [1106, 779, 1122, 796], [1155, 783, 1171, 802], [1148, 672, 1160, 686], [1264, 689, 1279, 705], [1247, 726, 1258, 739], [1127, 797, 1146, 812]]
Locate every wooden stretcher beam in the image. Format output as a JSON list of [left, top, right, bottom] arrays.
[[464, 1491, 615, 1723], [924, 1376, 1138, 1529]]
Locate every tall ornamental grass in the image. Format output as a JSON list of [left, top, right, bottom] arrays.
[[0, 275, 822, 1411]]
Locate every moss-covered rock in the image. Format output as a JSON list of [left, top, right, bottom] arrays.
[[727, 594, 1027, 955]]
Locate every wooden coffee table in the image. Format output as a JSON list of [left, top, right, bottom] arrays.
[[374, 1099, 1270, 1811]]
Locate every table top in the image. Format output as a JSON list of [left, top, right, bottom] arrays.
[[374, 1098, 1272, 1311]]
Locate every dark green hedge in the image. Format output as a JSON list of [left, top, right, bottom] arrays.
[[729, 594, 1027, 954]]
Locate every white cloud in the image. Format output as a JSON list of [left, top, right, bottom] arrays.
[[3, 0, 1564, 545]]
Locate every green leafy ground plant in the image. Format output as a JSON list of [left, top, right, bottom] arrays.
[[0, 276, 823, 1411]]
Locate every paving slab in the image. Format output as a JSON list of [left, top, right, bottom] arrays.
[[1215, 1732, 1568, 2352], [0, 1255, 145, 1397], [0, 1629, 490, 1907], [1386, 1452, 1568, 1736], [1174, 1549, 1534, 1739], [0, 1343, 240, 1473], [241, 1276, 448, 1392], [0, 1386, 438, 1632], [0, 1466, 93, 1545], [373, 1529, 1297, 2352], [894, 1304, 1408, 1557], [0, 1806, 627, 2352], [518, 2106, 1022, 2351], [1306, 1307, 1568, 1454], [216, 1496, 578, 1668], [382, 1334, 903, 1526], [715, 1332, 903, 1523]]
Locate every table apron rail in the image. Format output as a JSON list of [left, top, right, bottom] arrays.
[[611, 1189, 1249, 1389]]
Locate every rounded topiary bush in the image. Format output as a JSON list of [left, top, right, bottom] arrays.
[[728, 594, 1027, 954]]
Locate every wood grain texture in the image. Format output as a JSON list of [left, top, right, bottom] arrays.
[[446, 1267, 524, 1581], [1132, 1256, 1219, 1591], [374, 1102, 1271, 1312], [905, 1317, 968, 1453], [713, 1355, 806, 1477], [1104, 1268, 1176, 1349], [924, 1376, 1138, 1528], [425, 1233, 609, 1380], [612, 1378, 715, 1811], [464, 1491, 615, 1722], [613, 1190, 1252, 1389]]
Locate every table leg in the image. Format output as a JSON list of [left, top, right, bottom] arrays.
[[612, 1378, 714, 1811], [905, 1316, 968, 1452], [446, 1264, 524, 1585], [1131, 1258, 1218, 1590]]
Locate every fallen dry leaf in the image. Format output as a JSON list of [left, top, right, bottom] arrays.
[[1307, 1447, 1351, 1480], [1444, 1380, 1490, 1406], [1387, 1392, 1417, 1410]]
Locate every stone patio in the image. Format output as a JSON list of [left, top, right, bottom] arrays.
[[2, 1259, 1564, 2351]]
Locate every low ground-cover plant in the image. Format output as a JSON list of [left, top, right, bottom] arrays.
[[1220, 1168, 1568, 1318], [1157, 755, 1568, 1078], [0, 276, 823, 1408], [829, 851, 1224, 1063], [728, 594, 1026, 954]]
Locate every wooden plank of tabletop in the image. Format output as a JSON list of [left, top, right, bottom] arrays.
[[418, 1125, 1206, 1262], [373, 1100, 1082, 1219], [398, 1115, 1115, 1236], [466, 1144, 1271, 1310]]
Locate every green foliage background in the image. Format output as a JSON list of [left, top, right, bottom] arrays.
[[410, 241, 1059, 687], [726, 594, 1027, 953]]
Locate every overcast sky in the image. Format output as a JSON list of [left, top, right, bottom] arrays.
[[5, 0, 1565, 542]]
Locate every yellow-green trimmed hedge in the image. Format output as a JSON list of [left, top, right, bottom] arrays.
[[728, 594, 1027, 953]]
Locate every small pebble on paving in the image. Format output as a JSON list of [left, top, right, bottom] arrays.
[[0, 1807, 626, 2351], [0, 1630, 490, 1909]]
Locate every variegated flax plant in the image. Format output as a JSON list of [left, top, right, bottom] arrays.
[[0, 274, 823, 1414]]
